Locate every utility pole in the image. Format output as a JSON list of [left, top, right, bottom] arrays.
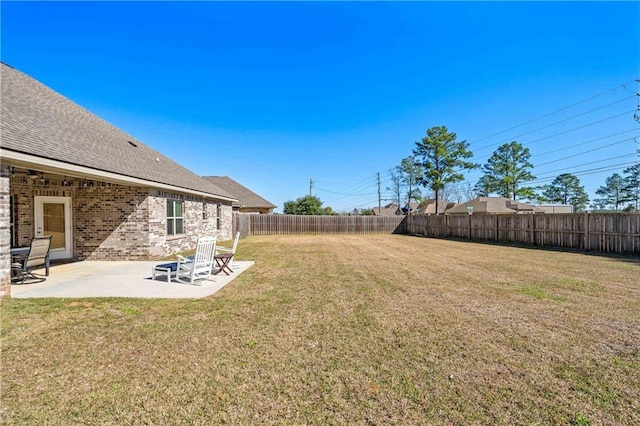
[[309, 177, 313, 197], [377, 172, 381, 213]]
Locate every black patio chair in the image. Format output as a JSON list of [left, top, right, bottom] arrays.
[[11, 236, 53, 284]]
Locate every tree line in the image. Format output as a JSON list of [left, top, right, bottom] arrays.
[[391, 126, 639, 213], [283, 125, 639, 214]]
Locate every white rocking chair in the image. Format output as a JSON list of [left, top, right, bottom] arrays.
[[175, 236, 217, 284]]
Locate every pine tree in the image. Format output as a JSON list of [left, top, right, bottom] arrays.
[[540, 173, 589, 212], [413, 126, 476, 214], [479, 141, 535, 200], [594, 173, 631, 211]]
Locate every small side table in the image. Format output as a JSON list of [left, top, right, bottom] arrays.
[[213, 253, 234, 275]]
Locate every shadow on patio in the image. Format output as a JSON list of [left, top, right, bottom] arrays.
[[11, 260, 254, 299]]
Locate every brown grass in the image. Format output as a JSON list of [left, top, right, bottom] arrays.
[[1, 235, 639, 424]]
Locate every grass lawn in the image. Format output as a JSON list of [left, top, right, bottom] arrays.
[[1, 234, 639, 424]]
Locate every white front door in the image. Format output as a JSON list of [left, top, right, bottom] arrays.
[[34, 196, 72, 260]]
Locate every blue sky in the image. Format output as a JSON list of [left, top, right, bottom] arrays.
[[2, 1, 639, 212]]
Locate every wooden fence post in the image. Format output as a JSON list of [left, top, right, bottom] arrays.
[[530, 214, 535, 246], [584, 212, 590, 252]]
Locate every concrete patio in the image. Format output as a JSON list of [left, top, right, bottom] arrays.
[[11, 260, 254, 299]]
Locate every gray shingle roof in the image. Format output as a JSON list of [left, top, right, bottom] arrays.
[[1, 62, 234, 200], [202, 176, 276, 209]]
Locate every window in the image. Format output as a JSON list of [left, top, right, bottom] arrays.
[[167, 200, 184, 236], [202, 201, 207, 220], [216, 204, 221, 229]]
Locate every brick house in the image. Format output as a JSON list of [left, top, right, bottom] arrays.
[[203, 176, 276, 214], [0, 63, 238, 297]]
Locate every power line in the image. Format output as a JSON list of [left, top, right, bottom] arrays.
[[533, 137, 636, 168], [470, 109, 636, 164], [527, 161, 639, 185], [534, 128, 638, 158], [312, 174, 378, 205], [469, 80, 638, 146], [314, 187, 378, 196], [529, 153, 637, 180], [317, 79, 640, 210], [377, 172, 381, 213], [439, 151, 638, 196], [472, 95, 635, 155], [447, 123, 638, 180], [314, 175, 376, 193]]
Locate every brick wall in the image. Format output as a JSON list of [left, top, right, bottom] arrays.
[[75, 184, 151, 260], [9, 175, 234, 262], [0, 165, 11, 297], [10, 176, 75, 248], [148, 191, 233, 255]]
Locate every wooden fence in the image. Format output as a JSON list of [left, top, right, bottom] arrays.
[[233, 213, 404, 237], [233, 212, 640, 255], [404, 213, 640, 255]]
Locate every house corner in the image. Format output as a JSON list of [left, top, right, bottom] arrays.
[[0, 165, 12, 298]]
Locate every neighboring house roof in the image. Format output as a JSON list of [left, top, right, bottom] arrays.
[[416, 199, 457, 215], [0, 62, 235, 201], [446, 197, 546, 214], [372, 203, 402, 216], [202, 176, 276, 210], [401, 202, 420, 215], [534, 204, 574, 213]]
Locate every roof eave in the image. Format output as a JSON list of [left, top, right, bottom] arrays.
[[1, 149, 238, 202]]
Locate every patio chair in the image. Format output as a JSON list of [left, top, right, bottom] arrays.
[[175, 236, 218, 284], [11, 236, 53, 284], [215, 231, 240, 272]]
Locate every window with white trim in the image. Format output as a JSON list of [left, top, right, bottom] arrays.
[[216, 204, 221, 229], [167, 200, 184, 236]]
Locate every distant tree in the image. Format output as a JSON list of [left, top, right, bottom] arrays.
[[441, 183, 472, 203], [399, 156, 423, 206], [283, 195, 325, 215], [461, 183, 479, 202], [347, 208, 375, 216], [386, 168, 403, 209], [623, 149, 640, 210], [528, 189, 549, 205], [473, 175, 492, 197], [479, 141, 536, 200], [323, 206, 337, 215], [387, 157, 423, 210], [439, 182, 470, 203], [413, 126, 476, 214], [594, 173, 630, 211], [540, 173, 590, 212], [589, 199, 609, 212]]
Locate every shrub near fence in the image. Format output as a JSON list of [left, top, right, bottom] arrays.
[[404, 213, 640, 255], [234, 213, 405, 236]]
